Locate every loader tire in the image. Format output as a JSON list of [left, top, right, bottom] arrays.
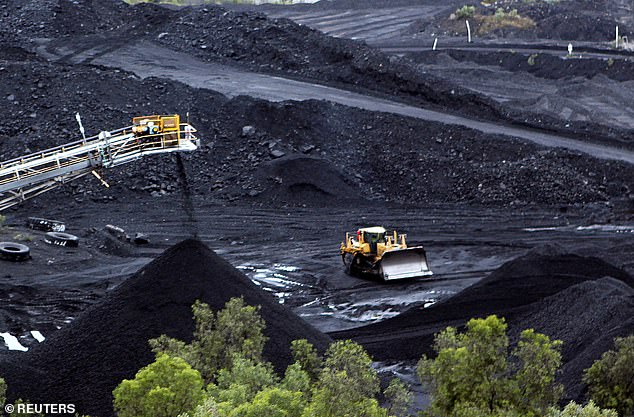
[[44, 232, 79, 248], [0, 242, 31, 262], [343, 253, 359, 276]]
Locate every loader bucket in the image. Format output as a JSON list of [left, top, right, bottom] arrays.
[[380, 247, 432, 281]]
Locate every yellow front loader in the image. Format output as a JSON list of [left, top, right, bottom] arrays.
[[340, 226, 432, 281]]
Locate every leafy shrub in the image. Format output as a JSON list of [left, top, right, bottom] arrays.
[[455, 5, 476, 19], [418, 315, 563, 417], [583, 335, 634, 417]]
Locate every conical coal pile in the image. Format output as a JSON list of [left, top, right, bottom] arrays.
[[2, 239, 330, 417]]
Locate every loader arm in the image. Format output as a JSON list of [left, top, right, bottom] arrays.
[[0, 115, 199, 212]]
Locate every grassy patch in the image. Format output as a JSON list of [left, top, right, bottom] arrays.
[[475, 8, 535, 35]]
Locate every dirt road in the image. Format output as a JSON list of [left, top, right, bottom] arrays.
[[67, 41, 632, 164]]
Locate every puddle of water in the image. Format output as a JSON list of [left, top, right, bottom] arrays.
[[303, 289, 452, 326], [30, 330, 45, 342], [237, 263, 304, 303], [0, 332, 29, 351], [524, 224, 634, 233], [575, 224, 634, 233]]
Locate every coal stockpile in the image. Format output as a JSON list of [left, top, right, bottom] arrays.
[[332, 251, 634, 389], [3, 48, 630, 211], [154, 5, 500, 118], [509, 277, 634, 402], [1, 239, 331, 417]]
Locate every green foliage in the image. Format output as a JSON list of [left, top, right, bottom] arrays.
[[232, 387, 307, 417], [546, 401, 618, 417], [417, 315, 562, 417], [583, 335, 634, 417], [384, 379, 412, 417], [9, 399, 44, 417], [150, 297, 267, 383], [281, 362, 312, 395], [211, 355, 278, 405], [513, 329, 564, 413], [455, 5, 475, 19], [113, 353, 204, 417], [303, 340, 384, 417], [0, 377, 6, 405], [0, 215, 5, 229], [291, 339, 322, 382], [477, 8, 535, 35], [528, 53, 538, 66]]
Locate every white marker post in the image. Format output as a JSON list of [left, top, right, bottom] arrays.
[[433, 37, 438, 51], [567, 43, 573, 56], [616, 25, 619, 48], [466, 20, 472, 43], [75, 112, 86, 142]]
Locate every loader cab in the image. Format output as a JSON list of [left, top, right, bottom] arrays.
[[358, 226, 387, 254]]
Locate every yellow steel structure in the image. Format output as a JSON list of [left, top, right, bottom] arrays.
[[341, 226, 432, 281]]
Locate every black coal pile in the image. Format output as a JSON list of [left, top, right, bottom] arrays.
[[0, 46, 632, 210], [0, 239, 331, 417], [332, 250, 634, 399], [253, 154, 362, 204], [509, 277, 634, 402], [153, 5, 499, 118]]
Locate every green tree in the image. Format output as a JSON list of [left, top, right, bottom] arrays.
[[583, 335, 634, 417], [417, 315, 562, 417], [513, 329, 564, 413], [303, 340, 385, 417], [281, 362, 312, 395], [384, 379, 412, 417], [150, 297, 268, 382], [232, 387, 307, 417], [113, 353, 204, 417], [291, 339, 322, 382], [210, 355, 278, 406], [547, 401, 618, 417]]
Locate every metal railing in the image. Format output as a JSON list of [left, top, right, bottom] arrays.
[[0, 123, 198, 211]]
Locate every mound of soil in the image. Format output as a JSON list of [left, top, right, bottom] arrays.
[[509, 277, 634, 401], [332, 251, 633, 371], [1, 239, 331, 417]]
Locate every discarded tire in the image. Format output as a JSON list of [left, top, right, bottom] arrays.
[[44, 232, 79, 248], [0, 242, 31, 262], [26, 217, 66, 232]]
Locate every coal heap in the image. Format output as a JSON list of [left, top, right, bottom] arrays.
[[332, 252, 634, 369], [510, 277, 634, 401], [1, 239, 331, 417]]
